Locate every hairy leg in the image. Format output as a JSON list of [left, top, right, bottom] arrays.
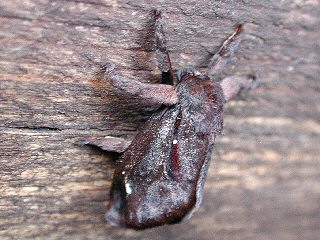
[[220, 74, 257, 102], [78, 136, 132, 153], [105, 64, 178, 106], [207, 24, 243, 76], [153, 10, 174, 85]]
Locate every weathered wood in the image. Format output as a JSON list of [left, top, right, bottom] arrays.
[[0, 0, 319, 239]]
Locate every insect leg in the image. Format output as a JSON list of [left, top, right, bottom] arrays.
[[77, 136, 132, 153], [105, 64, 178, 106], [207, 24, 243, 76], [153, 10, 174, 85], [220, 74, 257, 102]]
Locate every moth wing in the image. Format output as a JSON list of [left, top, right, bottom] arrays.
[[106, 104, 213, 229]]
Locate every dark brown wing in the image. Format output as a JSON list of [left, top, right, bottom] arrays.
[[106, 74, 224, 229]]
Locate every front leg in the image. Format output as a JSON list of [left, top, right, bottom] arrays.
[[207, 24, 243, 77], [78, 136, 132, 153], [153, 10, 174, 85], [105, 64, 178, 106]]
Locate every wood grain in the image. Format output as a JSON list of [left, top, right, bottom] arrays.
[[1, 0, 319, 239]]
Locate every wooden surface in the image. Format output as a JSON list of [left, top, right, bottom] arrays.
[[1, 1, 319, 239]]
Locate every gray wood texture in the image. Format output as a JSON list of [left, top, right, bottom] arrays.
[[1, 0, 319, 239]]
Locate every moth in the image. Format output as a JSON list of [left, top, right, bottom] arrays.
[[81, 10, 256, 229]]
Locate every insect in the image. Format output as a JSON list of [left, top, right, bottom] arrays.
[[81, 10, 256, 229]]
